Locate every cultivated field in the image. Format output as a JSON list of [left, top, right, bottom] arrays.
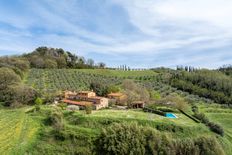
[[26, 69, 157, 93], [78, 69, 157, 77], [0, 108, 39, 154]]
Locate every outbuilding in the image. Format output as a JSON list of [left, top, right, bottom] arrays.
[[131, 101, 145, 108]]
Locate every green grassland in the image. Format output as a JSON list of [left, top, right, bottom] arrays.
[[70, 108, 211, 139], [83, 109, 212, 139], [199, 104, 232, 154], [29, 106, 214, 154], [0, 105, 230, 154], [90, 109, 200, 127], [0, 108, 39, 154]]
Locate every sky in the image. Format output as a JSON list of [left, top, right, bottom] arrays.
[[0, 0, 232, 68]]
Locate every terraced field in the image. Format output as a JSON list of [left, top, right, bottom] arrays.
[[0, 108, 39, 154]]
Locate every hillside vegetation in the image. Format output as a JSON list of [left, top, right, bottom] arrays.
[[170, 70, 232, 105], [0, 47, 232, 154], [23, 47, 105, 69], [199, 104, 232, 153], [28, 106, 225, 155], [26, 69, 157, 94]]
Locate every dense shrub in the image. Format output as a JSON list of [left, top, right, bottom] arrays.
[[174, 136, 225, 155], [156, 124, 184, 133], [207, 122, 224, 136], [96, 122, 147, 155], [192, 107, 224, 136], [96, 122, 224, 155], [193, 113, 209, 124], [192, 105, 199, 113], [5, 84, 38, 107], [47, 108, 65, 134], [158, 107, 175, 112], [85, 104, 92, 114], [95, 122, 176, 155], [143, 107, 165, 116]]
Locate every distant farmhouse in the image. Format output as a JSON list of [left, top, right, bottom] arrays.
[[62, 91, 108, 110]]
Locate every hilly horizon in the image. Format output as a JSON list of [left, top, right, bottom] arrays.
[[1, 46, 231, 70], [0, 1, 232, 155], [0, 0, 232, 68]]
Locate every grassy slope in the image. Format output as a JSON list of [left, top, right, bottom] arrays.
[[90, 109, 199, 127], [0, 106, 227, 154], [29, 106, 214, 154], [0, 108, 39, 154], [75, 109, 212, 139], [199, 104, 232, 155]]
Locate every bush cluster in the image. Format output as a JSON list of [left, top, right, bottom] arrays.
[[156, 123, 183, 133], [171, 70, 232, 105], [192, 106, 224, 136], [96, 122, 225, 155], [143, 107, 165, 116]]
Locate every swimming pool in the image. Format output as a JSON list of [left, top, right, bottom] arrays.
[[165, 113, 178, 118]]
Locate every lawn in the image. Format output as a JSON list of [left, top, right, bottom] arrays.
[[0, 108, 39, 154], [75, 109, 212, 139], [199, 104, 232, 155], [207, 113, 232, 155], [90, 109, 197, 127]]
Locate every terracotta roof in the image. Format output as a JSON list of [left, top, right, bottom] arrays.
[[132, 101, 145, 104], [64, 91, 77, 95], [79, 91, 94, 93], [89, 96, 106, 100], [108, 93, 124, 97], [62, 99, 92, 106]]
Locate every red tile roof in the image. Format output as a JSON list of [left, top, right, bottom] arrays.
[[62, 99, 92, 106], [108, 93, 124, 97], [89, 96, 105, 100]]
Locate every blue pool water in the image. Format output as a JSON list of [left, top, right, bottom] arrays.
[[165, 113, 177, 118]]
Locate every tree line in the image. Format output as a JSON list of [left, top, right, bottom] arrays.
[[23, 47, 106, 69], [0, 57, 37, 106], [170, 69, 232, 105], [219, 64, 232, 76]]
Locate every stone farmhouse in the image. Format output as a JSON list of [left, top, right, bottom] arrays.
[[62, 91, 108, 110], [107, 92, 127, 105]]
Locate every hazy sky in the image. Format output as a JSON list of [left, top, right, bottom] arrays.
[[0, 0, 232, 68]]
